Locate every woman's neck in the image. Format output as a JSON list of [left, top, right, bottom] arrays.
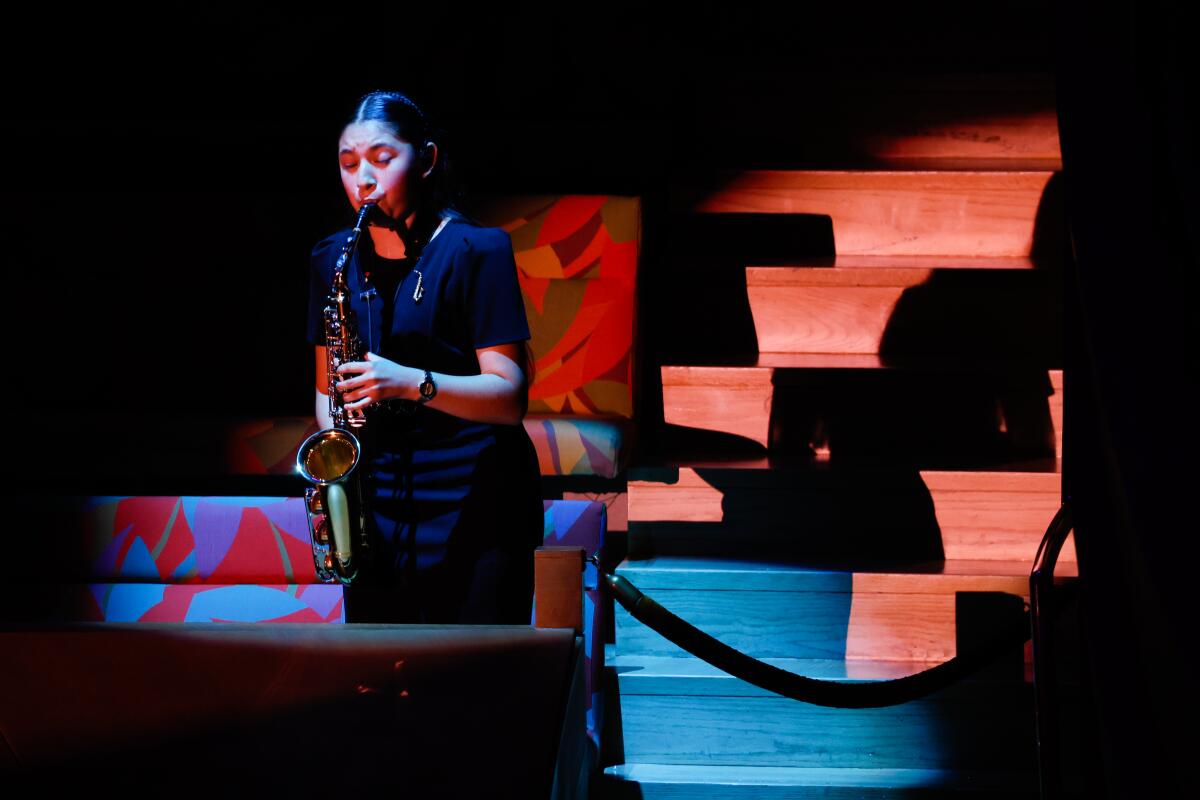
[[367, 210, 449, 259]]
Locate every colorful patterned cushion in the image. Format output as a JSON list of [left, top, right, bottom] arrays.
[[524, 414, 630, 479], [470, 195, 640, 418], [78, 583, 345, 623], [82, 496, 316, 584]]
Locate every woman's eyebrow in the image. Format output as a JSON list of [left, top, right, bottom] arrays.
[[339, 142, 400, 154]]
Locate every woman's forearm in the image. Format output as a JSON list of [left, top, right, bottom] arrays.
[[336, 348, 528, 427], [396, 368, 526, 426], [315, 388, 334, 430]]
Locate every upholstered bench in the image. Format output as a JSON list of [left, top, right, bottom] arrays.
[[11, 494, 606, 749]]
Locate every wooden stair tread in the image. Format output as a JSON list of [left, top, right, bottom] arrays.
[[603, 763, 1036, 793], [663, 355, 1064, 372], [745, 265, 1050, 287], [616, 556, 1076, 591], [613, 685, 1041, 766], [661, 362, 1062, 459], [609, 655, 1047, 703], [745, 255, 1039, 271], [629, 450, 1062, 474], [630, 463, 1062, 487], [612, 557, 1065, 662], [625, 464, 1070, 563], [688, 168, 1057, 186], [680, 170, 1057, 258], [743, 264, 1060, 356], [612, 654, 947, 683]]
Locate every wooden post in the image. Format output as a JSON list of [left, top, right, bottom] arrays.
[[534, 546, 585, 632]]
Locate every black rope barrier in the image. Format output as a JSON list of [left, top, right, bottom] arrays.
[[601, 569, 1032, 709]]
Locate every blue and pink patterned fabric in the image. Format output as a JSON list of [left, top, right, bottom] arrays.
[[83, 495, 313, 584], [80, 583, 345, 623], [524, 414, 629, 479]]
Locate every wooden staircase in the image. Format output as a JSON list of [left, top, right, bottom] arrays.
[[596, 74, 1070, 798]]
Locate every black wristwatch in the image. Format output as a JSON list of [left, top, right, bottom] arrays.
[[417, 369, 437, 403]]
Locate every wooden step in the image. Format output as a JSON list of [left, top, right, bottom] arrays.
[[750, 255, 1039, 270], [615, 696, 1035, 770], [608, 654, 1041, 771], [612, 654, 969, 695], [662, 361, 1063, 460], [613, 683, 1035, 771], [627, 466, 1071, 563], [599, 763, 1038, 798], [613, 557, 1075, 662], [745, 265, 1060, 355], [682, 171, 1056, 257]]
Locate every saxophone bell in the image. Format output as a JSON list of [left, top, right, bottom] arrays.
[[297, 428, 364, 584]]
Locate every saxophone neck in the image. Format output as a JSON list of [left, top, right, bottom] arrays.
[[334, 202, 377, 283]]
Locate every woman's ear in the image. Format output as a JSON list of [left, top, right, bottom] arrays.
[[421, 141, 438, 178]]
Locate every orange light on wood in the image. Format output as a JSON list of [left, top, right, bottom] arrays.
[[534, 546, 585, 632]]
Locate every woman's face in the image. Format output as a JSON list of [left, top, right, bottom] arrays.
[[338, 119, 427, 222]]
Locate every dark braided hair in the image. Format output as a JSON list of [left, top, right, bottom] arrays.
[[345, 90, 475, 238]]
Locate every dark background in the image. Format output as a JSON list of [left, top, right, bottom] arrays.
[[0, 4, 1054, 419]]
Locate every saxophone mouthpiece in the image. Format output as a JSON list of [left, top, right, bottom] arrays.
[[353, 201, 376, 232]]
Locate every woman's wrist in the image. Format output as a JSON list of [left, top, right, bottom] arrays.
[[392, 365, 424, 402]]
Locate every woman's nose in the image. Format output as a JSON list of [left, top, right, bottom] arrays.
[[357, 165, 376, 193]]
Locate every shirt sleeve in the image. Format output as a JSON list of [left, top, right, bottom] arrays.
[[464, 228, 531, 349], [307, 242, 333, 346]]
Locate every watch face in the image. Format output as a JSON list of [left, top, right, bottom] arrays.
[[419, 374, 436, 399]]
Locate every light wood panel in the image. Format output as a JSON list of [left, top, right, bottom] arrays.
[[627, 468, 1070, 562], [661, 364, 1064, 456], [688, 171, 1055, 257], [745, 266, 1056, 355], [661, 366, 777, 447]]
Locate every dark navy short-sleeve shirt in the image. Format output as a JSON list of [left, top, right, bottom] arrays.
[[309, 220, 529, 361], [307, 218, 532, 447], [307, 217, 543, 587]]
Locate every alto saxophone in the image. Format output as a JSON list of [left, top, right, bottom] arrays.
[[296, 202, 376, 584]]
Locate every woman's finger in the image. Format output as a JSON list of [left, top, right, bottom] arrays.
[[343, 384, 374, 402], [336, 360, 368, 375], [336, 374, 365, 391]]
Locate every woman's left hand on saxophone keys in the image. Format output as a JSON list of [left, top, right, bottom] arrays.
[[336, 351, 420, 411]]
